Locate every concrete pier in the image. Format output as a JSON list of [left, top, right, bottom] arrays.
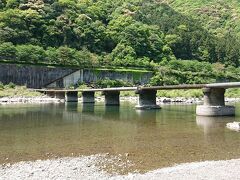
[[82, 92, 95, 103], [135, 90, 160, 110], [103, 91, 120, 106], [196, 88, 235, 116], [37, 81, 240, 116], [65, 91, 78, 102], [54, 91, 65, 100]]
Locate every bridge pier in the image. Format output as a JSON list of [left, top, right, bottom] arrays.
[[196, 88, 235, 116], [54, 91, 65, 100], [82, 92, 95, 103], [103, 91, 120, 106], [135, 89, 160, 110], [65, 91, 78, 102]]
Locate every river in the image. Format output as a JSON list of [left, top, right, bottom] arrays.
[[0, 102, 240, 173]]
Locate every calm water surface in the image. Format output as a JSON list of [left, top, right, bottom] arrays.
[[0, 102, 240, 172]]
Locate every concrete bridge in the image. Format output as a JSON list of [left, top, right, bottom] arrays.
[[36, 82, 240, 117]]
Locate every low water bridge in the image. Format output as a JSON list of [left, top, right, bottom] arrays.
[[36, 82, 240, 117]]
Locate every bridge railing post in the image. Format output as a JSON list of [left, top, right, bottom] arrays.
[[135, 89, 160, 110], [196, 88, 235, 116]]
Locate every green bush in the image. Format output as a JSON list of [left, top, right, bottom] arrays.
[[0, 42, 16, 60], [0, 82, 4, 89], [5, 82, 16, 89], [95, 78, 133, 88], [16, 45, 46, 63]]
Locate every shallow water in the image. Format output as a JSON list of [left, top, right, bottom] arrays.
[[0, 102, 240, 172]]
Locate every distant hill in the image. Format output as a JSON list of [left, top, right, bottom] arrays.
[[163, 0, 240, 37], [0, 0, 239, 75]]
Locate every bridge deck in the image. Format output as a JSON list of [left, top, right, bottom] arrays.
[[34, 82, 240, 92], [35, 87, 137, 92], [206, 82, 240, 88]]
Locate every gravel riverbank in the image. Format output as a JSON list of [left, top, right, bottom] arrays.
[[2, 96, 240, 105], [0, 96, 62, 104], [1, 155, 240, 180]]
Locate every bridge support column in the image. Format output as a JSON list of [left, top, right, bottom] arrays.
[[54, 92, 65, 100], [65, 91, 78, 102], [103, 91, 120, 106], [82, 92, 95, 103], [135, 90, 160, 110], [196, 88, 235, 116]]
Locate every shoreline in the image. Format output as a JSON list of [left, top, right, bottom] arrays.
[[1, 96, 240, 105], [1, 155, 240, 179]]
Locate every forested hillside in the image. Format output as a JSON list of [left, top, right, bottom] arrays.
[[0, 0, 240, 85]]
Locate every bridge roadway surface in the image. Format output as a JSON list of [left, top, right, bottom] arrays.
[[34, 82, 240, 92]]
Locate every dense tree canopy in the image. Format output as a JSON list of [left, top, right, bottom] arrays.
[[0, 0, 240, 85]]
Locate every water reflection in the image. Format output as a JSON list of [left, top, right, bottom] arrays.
[[0, 103, 240, 172], [196, 116, 234, 135], [195, 115, 239, 146], [65, 102, 78, 111], [104, 106, 120, 120], [196, 116, 225, 135], [82, 104, 95, 114], [135, 110, 157, 124]]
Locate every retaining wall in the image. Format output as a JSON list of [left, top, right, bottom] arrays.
[[0, 64, 153, 88]]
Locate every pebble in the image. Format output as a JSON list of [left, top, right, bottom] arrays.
[[226, 122, 240, 131], [1, 155, 240, 180], [0, 96, 61, 104], [1, 96, 240, 105]]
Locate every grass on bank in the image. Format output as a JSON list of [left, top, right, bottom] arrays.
[[0, 83, 41, 97], [120, 89, 240, 98], [119, 90, 202, 98]]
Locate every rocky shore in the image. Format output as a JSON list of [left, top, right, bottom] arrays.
[[1, 155, 240, 180], [1, 96, 240, 105], [83, 96, 240, 104], [0, 96, 62, 105]]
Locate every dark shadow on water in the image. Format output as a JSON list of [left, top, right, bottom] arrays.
[[82, 104, 95, 114], [103, 106, 120, 121], [65, 102, 78, 111]]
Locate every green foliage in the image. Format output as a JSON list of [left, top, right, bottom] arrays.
[[16, 45, 46, 63], [0, 84, 41, 97], [226, 88, 240, 98], [157, 90, 203, 98], [95, 78, 133, 88], [0, 82, 4, 89], [150, 60, 240, 86], [110, 43, 137, 66], [5, 82, 15, 88], [0, 0, 240, 85], [120, 91, 136, 97], [0, 42, 16, 60]]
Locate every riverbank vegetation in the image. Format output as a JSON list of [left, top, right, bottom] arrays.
[[120, 89, 240, 98], [0, 0, 240, 85], [0, 83, 41, 97], [1, 82, 240, 98]]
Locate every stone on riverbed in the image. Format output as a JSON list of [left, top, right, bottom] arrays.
[[226, 122, 240, 131]]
